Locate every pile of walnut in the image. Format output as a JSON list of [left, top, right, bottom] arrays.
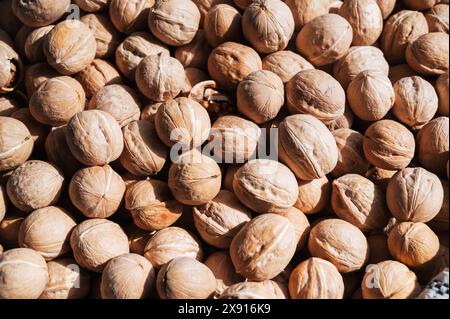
[[0, 0, 449, 300]]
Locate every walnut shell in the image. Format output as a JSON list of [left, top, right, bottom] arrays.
[[7, 160, 64, 212], [76, 59, 122, 99], [233, 159, 298, 213], [148, 0, 201, 46], [24, 62, 59, 98], [405, 32, 449, 76], [376, 0, 396, 19], [208, 42, 262, 90], [361, 260, 421, 299], [296, 14, 353, 67], [387, 167, 444, 222], [74, 0, 109, 12], [365, 166, 397, 191], [181, 67, 210, 95], [193, 190, 251, 249], [70, 219, 129, 273], [125, 179, 183, 231], [40, 257, 91, 299], [0, 116, 33, 172], [388, 64, 418, 85], [220, 280, 286, 299], [24, 25, 54, 63], [0, 248, 48, 299], [276, 206, 310, 251], [403, 0, 438, 11], [288, 257, 344, 299], [0, 185, 7, 222], [81, 13, 121, 59], [156, 257, 216, 299], [109, 0, 153, 34], [101, 253, 155, 299], [416, 116, 449, 176], [425, 4, 449, 33], [143, 226, 203, 268], [193, 0, 234, 24], [428, 179, 449, 231], [29, 76, 86, 127], [331, 174, 390, 231], [262, 50, 314, 83], [204, 251, 243, 296], [11, 108, 49, 151], [285, 0, 330, 31], [69, 165, 126, 219], [11, 0, 70, 27], [141, 102, 163, 124], [135, 52, 185, 101], [230, 213, 296, 281], [204, 4, 242, 48], [125, 224, 154, 255], [120, 120, 168, 176], [324, 106, 355, 132], [333, 46, 389, 89], [115, 32, 169, 80], [347, 71, 395, 121], [168, 150, 221, 205], [363, 119, 415, 170], [278, 114, 338, 180], [65, 110, 124, 166], [388, 221, 440, 268], [155, 97, 211, 148], [338, 0, 383, 46], [294, 176, 330, 215], [0, 212, 25, 248], [0, 41, 23, 94], [286, 69, 345, 123], [435, 72, 449, 116], [308, 218, 369, 273], [174, 30, 212, 70], [242, 0, 294, 54], [89, 84, 140, 127], [44, 20, 97, 75]]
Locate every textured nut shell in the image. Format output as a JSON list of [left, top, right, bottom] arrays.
[[288, 257, 344, 299], [204, 251, 243, 296], [0, 185, 7, 222], [435, 73, 449, 116], [363, 120, 415, 170], [294, 176, 330, 214], [24, 25, 54, 63], [24, 62, 59, 98], [308, 219, 369, 273], [405, 32, 449, 76], [40, 257, 91, 299], [367, 234, 391, 264], [120, 120, 168, 176], [0, 42, 23, 93], [109, 0, 153, 34], [193, 0, 233, 24], [361, 260, 421, 299], [286, 69, 345, 122], [144, 227, 203, 268], [11, 0, 70, 27], [276, 206, 310, 251], [389, 64, 418, 86], [262, 50, 314, 83], [285, 0, 330, 31], [174, 30, 211, 70], [386, 167, 444, 223], [44, 20, 97, 75], [76, 59, 122, 98], [0, 213, 25, 248], [70, 219, 130, 272], [193, 190, 252, 249], [115, 32, 169, 80], [403, 0, 438, 11], [365, 166, 397, 191], [168, 151, 221, 205], [126, 224, 153, 255], [125, 180, 183, 231], [148, 0, 201, 46], [393, 76, 438, 130], [18, 206, 76, 260], [7, 160, 64, 212], [426, 4, 449, 33], [81, 13, 121, 59], [230, 214, 296, 281], [89, 84, 140, 127], [428, 179, 449, 231], [388, 222, 440, 268], [29, 76, 86, 127], [331, 174, 389, 231], [135, 52, 185, 101], [74, 0, 109, 12], [0, 116, 33, 172], [242, 0, 294, 54], [376, 0, 396, 19], [156, 257, 216, 299], [331, 129, 370, 177], [182, 67, 210, 94], [233, 159, 298, 213], [0, 248, 48, 299], [296, 14, 353, 66], [381, 10, 428, 64], [237, 70, 284, 124], [338, 0, 383, 46], [11, 108, 49, 150], [45, 126, 82, 176], [220, 280, 286, 299], [155, 97, 211, 147], [416, 116, 449, 176], [278, 114, 339, 180], [347, 71, 395, 121], [208, 42, 262, 90], [69, 165, 126, 218], [101, 253, 155, 299], [65, 110, 124, 166], [204, 4, 242, 48]]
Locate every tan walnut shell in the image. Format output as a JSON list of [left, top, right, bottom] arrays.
[[204, 251, 243, 296], [0, 116, 33, 172], [285, 0, 330, 31], [204, 4, 242, 48], [174, 30, 212, 70], [262, 50, 314, 83], [0, 41, 23, 94], [435, 73, 449, 116], [220, 280, 286, 299], [294, 176, 331, 215], [109, 0, 154, 34], [11, 0, 70, 27], [24, 62, 59, 98], [276, 206, 310, 251], [425, 4, 449, 33], [74, 0, 109, 12], [24, 25, 54, 63]]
